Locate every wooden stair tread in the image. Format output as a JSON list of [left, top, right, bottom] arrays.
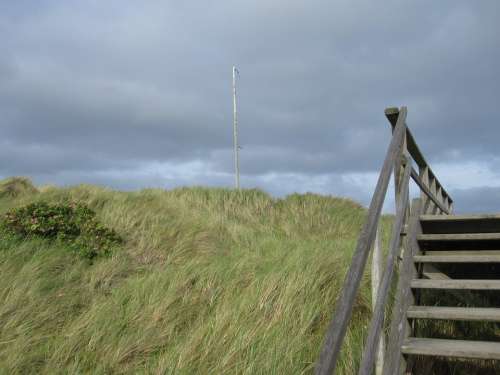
[[402, 338, 500, 360], [420, 214, 500, 234], [414, 254, 500, 263], [411, 279, 500, 290], [421, 214, 500, 221], [407, 306, 500, 321], [425, 250, 500, 255], [418, 233, 500, 241]]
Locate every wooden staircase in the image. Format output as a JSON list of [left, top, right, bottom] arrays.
[[386, 213, 500, 373], [315, 107, 500, 374]]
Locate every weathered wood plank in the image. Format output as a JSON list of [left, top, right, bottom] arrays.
[[410, 168, 449, 214], [448, 198, 454, 213], [411, 279, 500, 290], [428, 177, 438, 215], [421, 214, 500, 221], [385, 108, 427, 169], [418, 166, 430, 214], [385, 108, 453, 205], [425, 250, 500, 255], [382, 199, 423, 375], [401, 338, 500, 360], [414, 254, 500, 263], [436, 186, 444, 212], [418, 233, 500, 241], [358, 159, 412, 375], [314, 107, 407, 375], [407, 306, 500, 322], [420, 215, 500, 234], [422, 264, 450, 280], [371, 229, 385, 375]]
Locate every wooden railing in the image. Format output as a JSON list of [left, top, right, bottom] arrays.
[[385, 107, 453, 215], [315, 106, 452, 375]]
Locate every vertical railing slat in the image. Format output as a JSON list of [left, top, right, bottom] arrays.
[[371, 228, 385, 375]]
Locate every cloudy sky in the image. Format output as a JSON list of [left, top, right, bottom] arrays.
[[1, 1, 499, 213]]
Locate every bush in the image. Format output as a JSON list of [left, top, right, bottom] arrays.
[[2, 201, 122, 259]]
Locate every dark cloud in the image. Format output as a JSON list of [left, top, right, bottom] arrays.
[[451, 187, 500, 214], [0, 1, 499, 212]]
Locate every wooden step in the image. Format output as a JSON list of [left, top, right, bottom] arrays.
[[418, 233, 500, 242], [420, 214, 500, 234], [411, 279, 500, 290], [414, 254, 500, 263], [418, 233, 500, 251], [407, 306, 500, 321], [425, 250, 500, 256], [402, 338, 500, 360], [421, 214, 500, 222]]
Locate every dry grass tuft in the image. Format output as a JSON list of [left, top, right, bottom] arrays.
[[0, 177, 38, 199]]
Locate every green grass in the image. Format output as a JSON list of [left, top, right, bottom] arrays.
[[2, 179, 496, 374], [0, 180, 394, 374]]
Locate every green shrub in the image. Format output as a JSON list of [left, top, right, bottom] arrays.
[[1, 201, 122, 259]]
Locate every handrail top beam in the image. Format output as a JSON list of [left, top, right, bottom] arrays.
[[384, 107, 453, 204]]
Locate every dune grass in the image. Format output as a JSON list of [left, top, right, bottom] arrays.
[[0, 180, 396, 374], [2, 179, 496, 374]]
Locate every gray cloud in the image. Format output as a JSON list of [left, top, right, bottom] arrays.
[[451, 187, 500, 214], [1, 1, 499, 212]]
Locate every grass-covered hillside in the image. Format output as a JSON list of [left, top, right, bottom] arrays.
[[0, 177, 392, 374]]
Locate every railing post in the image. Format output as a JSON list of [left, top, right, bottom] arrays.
[[388, 109, 407, 215], [358, 156, 412, 375], [394, 147, 407, 213], [389, 109, 410, 262], [400, 153, 411, 260], [436, 186, 444, 214], [371, 227, 385, 375], [419, 166, 430, 213], [428, 176, 438, 214]]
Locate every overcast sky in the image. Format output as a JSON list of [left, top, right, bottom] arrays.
[[1, 1, 499, 213]]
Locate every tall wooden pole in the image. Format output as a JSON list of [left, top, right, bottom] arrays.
[[232, 66, 240, 190]]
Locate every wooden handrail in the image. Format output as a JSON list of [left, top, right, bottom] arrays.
[[315, 106, 453, 374], [410, 168, 450, 214], [315, 107, 408, 375], [358, 158, 411, 374], [385, 107, 453, 212]]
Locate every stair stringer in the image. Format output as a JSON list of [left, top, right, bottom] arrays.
[[383, 198, 423, 375]]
